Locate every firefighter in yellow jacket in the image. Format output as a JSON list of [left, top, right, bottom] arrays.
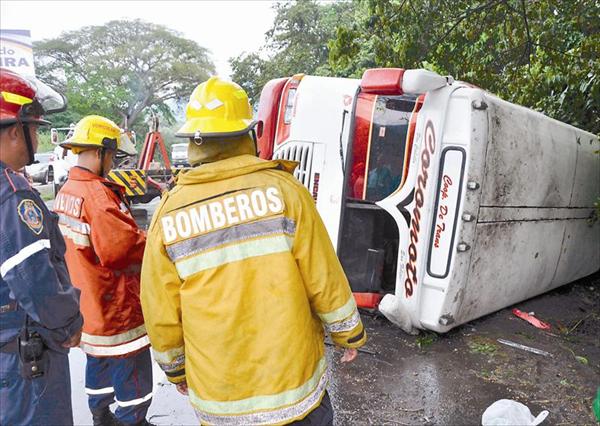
[[140, 77, 366, 425]]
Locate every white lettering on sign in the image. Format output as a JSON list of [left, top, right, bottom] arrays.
[[0, 56, 31, 67], [0, 30, 35, 76], [161, 186, 285, 243], [429, 149, 464, 277]]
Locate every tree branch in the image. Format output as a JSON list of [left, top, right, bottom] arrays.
[[433, 0, 502, 46], [421, 0, 503, 63], [520, 0, 533, 70]]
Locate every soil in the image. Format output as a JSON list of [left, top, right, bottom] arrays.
[[327, 273, 600, 425]]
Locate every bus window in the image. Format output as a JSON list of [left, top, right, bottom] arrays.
[[347, 93, 375, 199], [364, 95, 416, 201]]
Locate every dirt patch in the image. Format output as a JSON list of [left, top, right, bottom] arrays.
[[328, 272, 600, 425]]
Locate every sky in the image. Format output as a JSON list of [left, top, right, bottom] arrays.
[[0, 0, 277, 78]]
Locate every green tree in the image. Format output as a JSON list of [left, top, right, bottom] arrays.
[[230, 0, 355, 104], [329, 0, 600, 134], [230, 52, 270, 107], [34, 19, 215, 136]]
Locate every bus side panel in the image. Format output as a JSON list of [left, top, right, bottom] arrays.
[[454, 94, 599, 326], [479, 95, 578, 208], [571, 131, 600, 206], [552, 220, 600, 286], [458, 221, 566, 323]]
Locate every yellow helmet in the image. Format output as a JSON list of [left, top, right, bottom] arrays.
[[60, 115, 136, 156], [176, 76, 255, 140]]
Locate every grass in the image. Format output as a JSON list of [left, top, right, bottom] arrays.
[[37, 184, 55, 201], [415, 332, 438, 350], [559, 343, 590, 365], [515, 331, 534, 341], [468, 337, 498, 355], [475, 368, 504, 384], [37, 131, 55, 153]]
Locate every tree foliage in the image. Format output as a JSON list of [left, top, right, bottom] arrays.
[[329, 0, 600, 134], [230, 0, 355, 104], [34, 20, 215, 134]]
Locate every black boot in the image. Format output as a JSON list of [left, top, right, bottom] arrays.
[[92, 407, 122, 426], [134, 420, 156, 426]]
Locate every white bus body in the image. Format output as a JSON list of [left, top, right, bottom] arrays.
[[256, 69, 599, 333]]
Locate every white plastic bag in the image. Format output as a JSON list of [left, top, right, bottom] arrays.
[[481, 399, 549, 425]]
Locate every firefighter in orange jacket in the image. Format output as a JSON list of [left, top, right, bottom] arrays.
[[141, 77, 367, 425], [55, 115, 153, 426]]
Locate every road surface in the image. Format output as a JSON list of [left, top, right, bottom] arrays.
[[43, 195, 598, 424]]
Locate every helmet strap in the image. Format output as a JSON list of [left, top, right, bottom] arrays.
[[250, 129, 258, 157], [18, 120, 36, 166], [99, 147, 106, 177]]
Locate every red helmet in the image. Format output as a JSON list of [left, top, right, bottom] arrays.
[[0, 67, 66, 127]]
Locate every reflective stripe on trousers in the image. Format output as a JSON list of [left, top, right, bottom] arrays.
[[85, 348, 153, 425]]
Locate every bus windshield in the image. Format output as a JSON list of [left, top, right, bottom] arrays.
[[348, 94, 417, 202]]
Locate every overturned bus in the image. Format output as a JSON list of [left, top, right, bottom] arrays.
[[255, 68, 600, 334]]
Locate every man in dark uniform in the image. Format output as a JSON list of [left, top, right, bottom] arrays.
[[0, 68, 83, 425]]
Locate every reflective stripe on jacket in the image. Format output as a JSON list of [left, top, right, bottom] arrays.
[[55, 166, 148, 357], [141, 155, 366, 424]]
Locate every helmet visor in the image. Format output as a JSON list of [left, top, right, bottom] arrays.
[[116, 132, 137, 158], [18, 76, 67, 124]]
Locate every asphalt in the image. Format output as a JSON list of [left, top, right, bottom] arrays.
[[43, 195, 599, 425]]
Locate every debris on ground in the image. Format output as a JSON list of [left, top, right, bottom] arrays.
[[497, 339, 553, 357], [324, 339, 378, 356], [481, 399, 548, 425], [512, 309, 551, 330]]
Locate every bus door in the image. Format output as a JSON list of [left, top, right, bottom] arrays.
[[338, 93, 418, 301]]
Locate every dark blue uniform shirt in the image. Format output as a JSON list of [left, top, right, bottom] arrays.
[[0, 161, 82, 351]]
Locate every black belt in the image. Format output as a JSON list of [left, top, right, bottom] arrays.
[[0, 303, 20, 353]]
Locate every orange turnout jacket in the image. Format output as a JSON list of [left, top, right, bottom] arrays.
[[55, 166, 148, 357]]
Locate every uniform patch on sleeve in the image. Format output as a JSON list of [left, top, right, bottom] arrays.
[[17, 199, 44, 235]]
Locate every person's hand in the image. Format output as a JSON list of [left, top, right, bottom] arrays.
[[340, 348, 358, 363], [62, 329, 82, 348], [176, 381, 189, 396]]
